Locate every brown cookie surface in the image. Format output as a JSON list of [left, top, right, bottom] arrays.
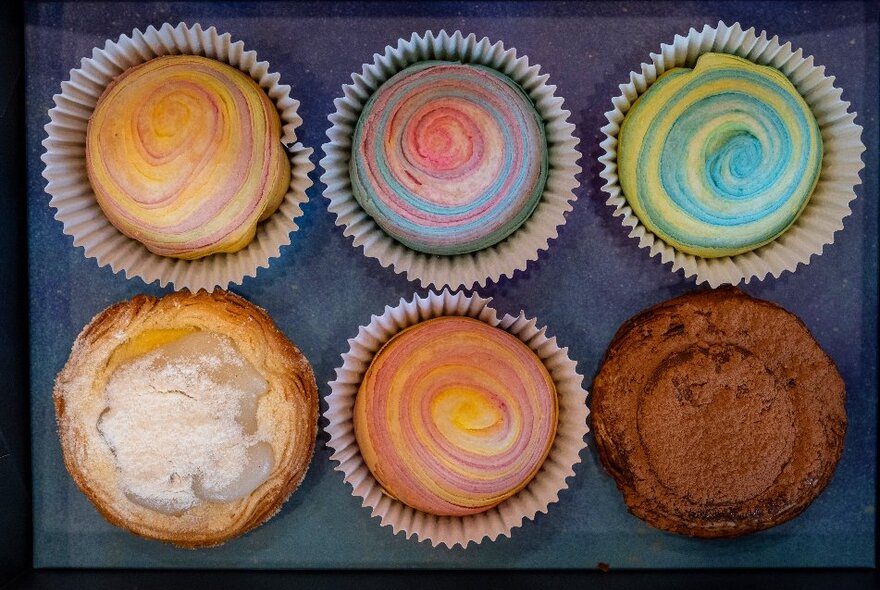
[[592, 287, 846, 538]]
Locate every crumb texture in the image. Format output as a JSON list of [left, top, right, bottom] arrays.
[[592, 287, 846, 538]]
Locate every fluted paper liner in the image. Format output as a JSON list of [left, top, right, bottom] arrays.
[[325, 290, 589, 548], [320, 30, 580, 290], [599, 21, 865, 287], [42, 22, 315, 290]]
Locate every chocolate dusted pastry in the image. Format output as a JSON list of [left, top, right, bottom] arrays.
[[592, 287, 846, 538]]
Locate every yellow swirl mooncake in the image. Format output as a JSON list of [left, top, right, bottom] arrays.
[[85, 55, 290, 259], [354, 316, 558, 517], [54, 290, 318, 547]]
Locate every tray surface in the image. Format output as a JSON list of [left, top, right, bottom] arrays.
[[25, 0, 877, 569]]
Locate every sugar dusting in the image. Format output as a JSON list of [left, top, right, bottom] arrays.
[[97, 331, 273, 514]]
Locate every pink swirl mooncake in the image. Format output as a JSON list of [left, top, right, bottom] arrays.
[[354, 316, 558, 516], [350, 61, 548, 256]]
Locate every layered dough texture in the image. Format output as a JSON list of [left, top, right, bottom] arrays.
[[618, 53, 822, 258], [54, 290, 318, 547], [354, 317, 558, 516], [351, 62, 548, 255], [86, 55, 290, 259]]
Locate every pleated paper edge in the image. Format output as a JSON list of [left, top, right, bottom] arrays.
[[598, 20, 866, 287], [41, 21, 315, 291], [324, 289, 590, 548], [319, 30, 581, 290]]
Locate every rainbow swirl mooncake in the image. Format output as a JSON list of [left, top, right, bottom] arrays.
[[617, 53, 823, 258], [354, 316, 558, 516], [350, 62, 548, 256], [86, 55, 290, 260]]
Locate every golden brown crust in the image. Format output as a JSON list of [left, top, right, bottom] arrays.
[[54, 289, 318, 548], [592, 287, 846, 538]]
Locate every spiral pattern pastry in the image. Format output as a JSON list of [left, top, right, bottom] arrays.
[[354, 316, 558, 516], [617, 53, 823, 258], [86, 55, 290, 260], [350, 62, 548, 255]]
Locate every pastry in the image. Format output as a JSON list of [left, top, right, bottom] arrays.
[[354, 316, 558, 516], [350, 61, 548, 255], [592, 288, 846, 538], [86, 55, 290, 259], [54, 290, 318, 547], [617, 53, 822, 258]]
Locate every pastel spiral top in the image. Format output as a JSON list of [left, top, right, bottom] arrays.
[[354, 316, 558, 516], [86, 55, 290, 260], [350, 62, 548, 255], [617, 53, 823, 258]]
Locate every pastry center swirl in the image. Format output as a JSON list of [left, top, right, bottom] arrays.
[[407, 106, 483, 176], [434, 387, 503, 432], [637, 344, 795, 505]]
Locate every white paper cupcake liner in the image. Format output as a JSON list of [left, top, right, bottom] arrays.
[[41, 22, 315, 291], [599, 21, 865, 287], [325, 289, 589, 548], [320, 30, 580, 290]]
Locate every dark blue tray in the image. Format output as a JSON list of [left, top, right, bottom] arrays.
[[25, 0, 877, 569]]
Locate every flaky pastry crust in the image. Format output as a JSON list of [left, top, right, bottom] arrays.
[[54, 290, 318, 547]]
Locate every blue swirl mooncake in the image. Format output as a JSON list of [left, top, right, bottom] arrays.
[[617, 52, 823, 258], [350, 61, 548, 256]]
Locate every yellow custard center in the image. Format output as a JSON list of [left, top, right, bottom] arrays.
[[434, 387, 503, 432]]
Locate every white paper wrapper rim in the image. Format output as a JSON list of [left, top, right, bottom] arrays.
[[325, 289, 590, 548], [320, 30, 581, 290], [598, 21, 866, 287], [41, 22, 315, 291]]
